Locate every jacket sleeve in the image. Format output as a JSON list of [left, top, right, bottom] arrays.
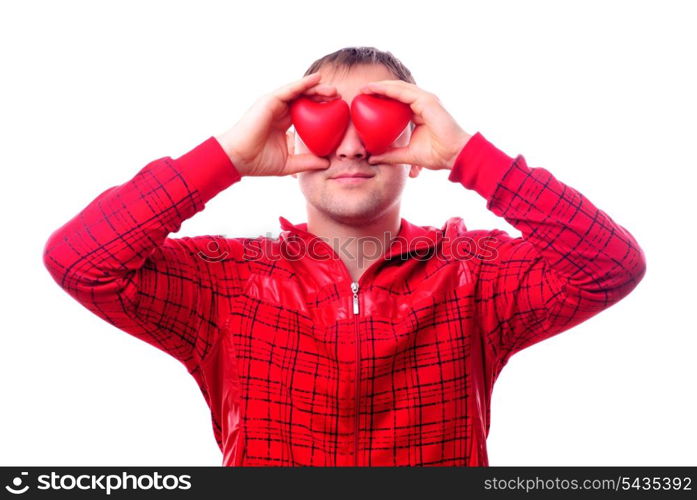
[[42, 137, 242, 373], [449, 132, 647, 367]]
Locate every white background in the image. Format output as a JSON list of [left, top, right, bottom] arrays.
[[1, 0, 695, 466]]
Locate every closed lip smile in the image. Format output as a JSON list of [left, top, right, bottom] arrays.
[[330, 172, 375, 179]]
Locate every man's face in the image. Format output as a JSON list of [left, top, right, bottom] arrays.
[[292, 64, 421, 226]]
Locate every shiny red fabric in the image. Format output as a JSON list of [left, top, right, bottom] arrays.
[[43, 132, 646, 466]]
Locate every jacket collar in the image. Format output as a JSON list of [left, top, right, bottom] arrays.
[[278, 216, 443, 259]]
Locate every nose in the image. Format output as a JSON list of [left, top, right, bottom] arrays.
[[333, 119, 368, 161]]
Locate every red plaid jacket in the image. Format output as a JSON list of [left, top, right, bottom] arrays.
[[43, 132, 646, 466]]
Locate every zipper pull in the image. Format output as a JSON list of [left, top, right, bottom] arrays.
[[351, 281, 360, 315]]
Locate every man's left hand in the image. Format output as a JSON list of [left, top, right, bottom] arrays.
[[361, 80, 472, 170]]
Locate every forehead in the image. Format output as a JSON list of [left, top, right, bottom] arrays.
[[317, 64, 397, 104]]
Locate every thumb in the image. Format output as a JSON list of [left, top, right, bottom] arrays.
[[284, 153, 330, 175], [368, 146, 411, 165]]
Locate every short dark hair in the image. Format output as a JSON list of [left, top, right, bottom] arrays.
[[303, 46, 416, 85]]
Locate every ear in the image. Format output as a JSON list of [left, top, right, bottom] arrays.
[[286, 129, 295, 154], [287, 130, 298, 179], [408, 164, 423, 178]]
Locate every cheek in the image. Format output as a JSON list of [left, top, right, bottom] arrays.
[[297, 172, 323, 197], [379, 166, 409, 190]]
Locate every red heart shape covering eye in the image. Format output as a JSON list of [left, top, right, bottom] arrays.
[[289, 94, 413, 157], [350, 94, 412, 155], [290, 97, 350, 157]]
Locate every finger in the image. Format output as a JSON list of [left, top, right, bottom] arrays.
[[274, 72, 323, 103], [305, 94, 342, 103], [284, 153, 331, 175], [304, 83, 338, 97], [359, 80, 420, 101], [368, 146, 413, 165], [302, 84, 340, 103]]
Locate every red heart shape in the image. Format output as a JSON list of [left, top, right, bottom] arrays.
[[290, 97, 350, 157], [350, 94, 413, 155]]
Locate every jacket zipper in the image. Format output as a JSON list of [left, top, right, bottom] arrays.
[[351, 280, 360, 466], [285, 228, 437, 466]]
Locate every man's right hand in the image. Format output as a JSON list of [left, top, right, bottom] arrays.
[[215, 72, 338, 177]]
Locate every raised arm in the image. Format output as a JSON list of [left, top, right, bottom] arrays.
[[42, 138, 242, 372], [42, 72, 335, 372], [354, 78, 646, 369], [449, 132, 647, 367]]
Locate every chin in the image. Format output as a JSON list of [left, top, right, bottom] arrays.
[[326, 204, 386, 224], [327, 213, 374, 226]]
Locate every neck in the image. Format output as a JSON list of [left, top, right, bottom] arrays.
[[306, 205, 401, 282]]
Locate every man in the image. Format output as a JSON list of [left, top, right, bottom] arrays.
[[42, 46, 646, 466]]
